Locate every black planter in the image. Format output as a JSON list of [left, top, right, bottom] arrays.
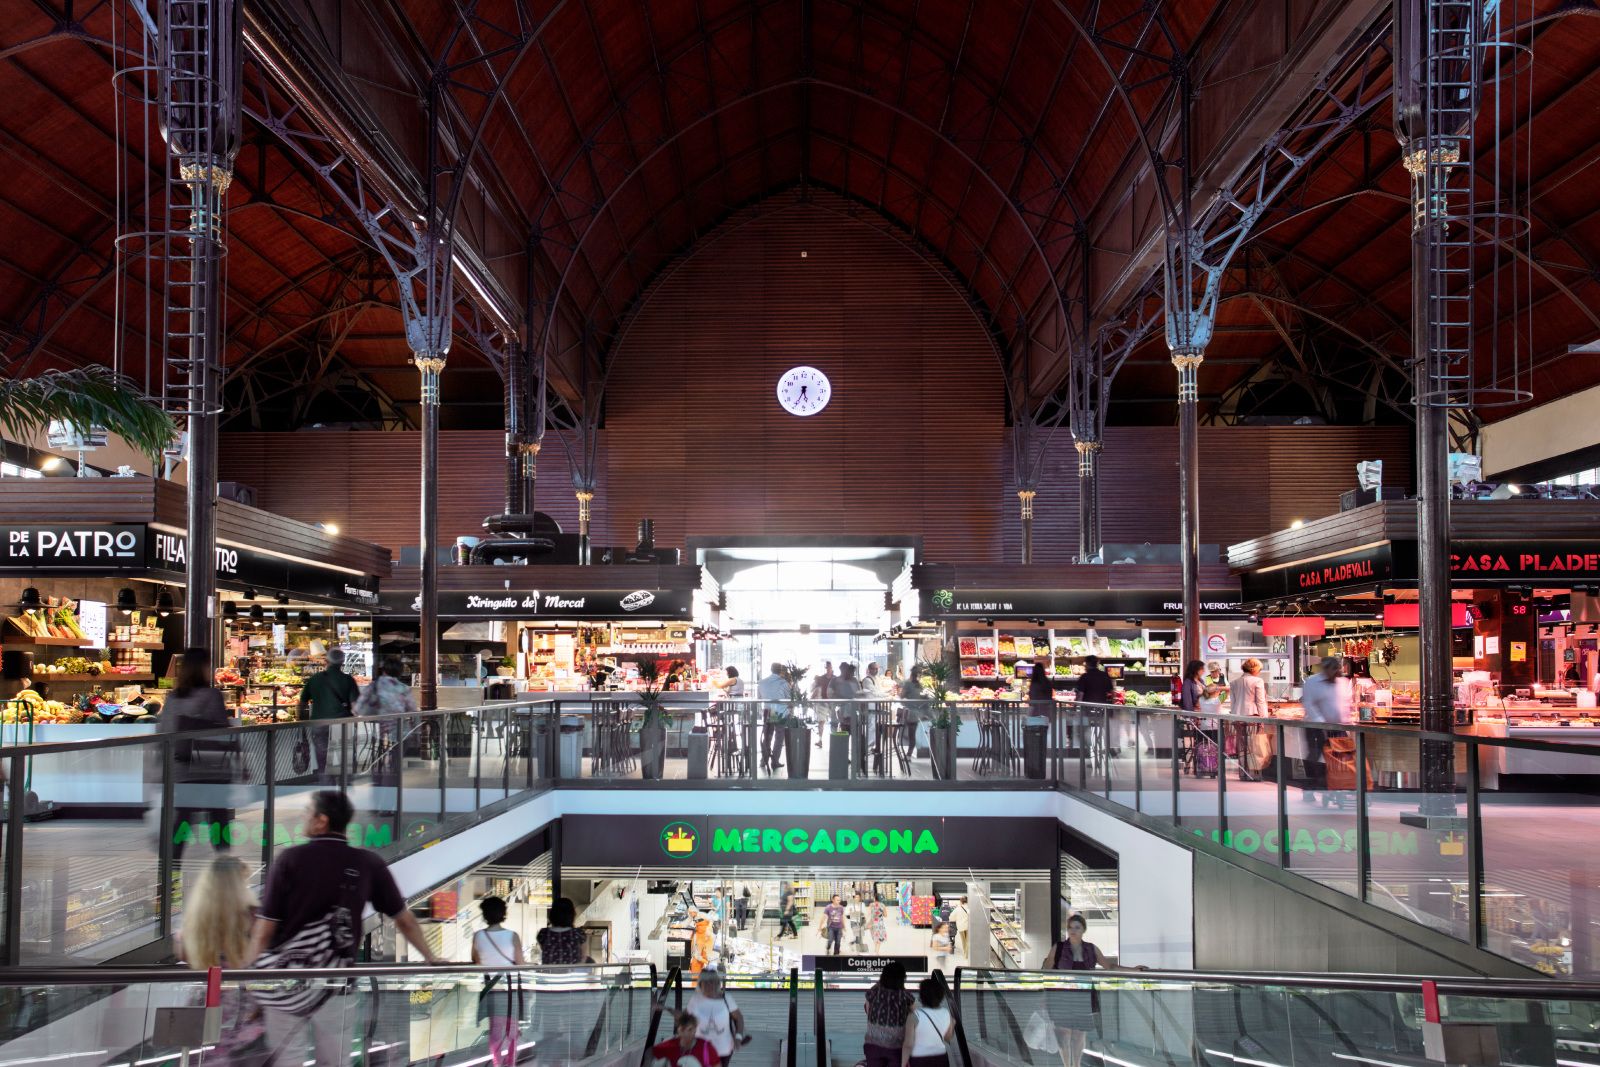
[[638, 720, 667, 780], [784, 725, 812, 779], [828, 732, 851, 779], [930, 724, 958, 780]]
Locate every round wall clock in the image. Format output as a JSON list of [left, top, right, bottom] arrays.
[[776, 366, 831, 416]]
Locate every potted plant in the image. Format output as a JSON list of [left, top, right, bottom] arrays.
[[773, 662, 812, 779], [497, 655, 516, 678], [917, 659, 960, 780], [635, 658, 684, 780]]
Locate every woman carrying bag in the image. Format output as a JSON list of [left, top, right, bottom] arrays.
[[901, 978, 955, 1067], [472, 896, 524, 1067]]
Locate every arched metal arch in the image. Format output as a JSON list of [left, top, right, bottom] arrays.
[[532, 76, 1077, 391]]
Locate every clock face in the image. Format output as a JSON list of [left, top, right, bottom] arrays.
[[776, 366, 831, 417]]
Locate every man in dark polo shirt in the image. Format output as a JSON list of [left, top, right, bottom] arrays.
[[250, 791, 439, 1065]]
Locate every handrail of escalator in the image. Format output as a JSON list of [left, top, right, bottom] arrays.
[[939, 969, 977, 1067], [814, 969, 828, 1067], [584, 961, 648, 1056], [0, 961, 637, 984], [956, 967, 1029, 1063], [787, 967, 799, 1067], [639, 966, 682, 1067]]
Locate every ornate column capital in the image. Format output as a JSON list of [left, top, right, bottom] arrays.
[[1072, 439, 1102, 456], [1171, 347, 1203, 402], [412, 355, 447, 406], [1017, 488, 1036, 521]]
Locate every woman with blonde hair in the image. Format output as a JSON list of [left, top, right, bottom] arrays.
[[180, 856, 268, 1064]]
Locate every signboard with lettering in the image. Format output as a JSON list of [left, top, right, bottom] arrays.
[[1448, 542, 1600, 582], [1239, 544, 1395, 603], [380, 588, 694, 619], [0, 525, 146, 567], [916, 588, 1243, 620], [804, 955, 930, 973], [0, 524, 381, 607], [563, 815, 1055, 870]]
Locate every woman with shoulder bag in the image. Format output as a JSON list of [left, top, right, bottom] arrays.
[[179, 856, 271, 1066], [901, 978, 955, 1067], [1042, 914, 1144, 1067], [472, 896, 524, 1067]]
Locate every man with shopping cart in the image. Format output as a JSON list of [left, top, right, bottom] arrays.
[[1300, 656, 1352, 804]]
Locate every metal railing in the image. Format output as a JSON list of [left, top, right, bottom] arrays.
[[1061, 699, 1600, 977], [0, 961, 653, 1063], [0, 700, 556, 966]]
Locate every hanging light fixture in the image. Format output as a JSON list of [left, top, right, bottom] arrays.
[[297, 611, 311, 629], [116, 588, 138, 614], [276, 592, 290, 606], [249, 603, 264, 623], [274, 608, 288, 624], [242, 587, 257, 600], [156, 590, 174, 618], [221, 600, 238, 620], [18, 587, 41, 609]]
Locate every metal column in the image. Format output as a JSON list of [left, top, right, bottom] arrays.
[[1075, 439, 1101, 563], [416, 355, 445, 711], [156, 0, 241, 654], [1172, 349, 1204, 663], [1018, 490, 1036, 564]]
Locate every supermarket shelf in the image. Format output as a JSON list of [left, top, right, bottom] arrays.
[[1, 636, 95, 648], [106, 640, 164, 651]]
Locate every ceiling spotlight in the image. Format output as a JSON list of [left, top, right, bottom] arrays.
[[249, 603, 264, 622], [222, 600, 238, 619], [1290, 519, 1305, 530], [276, 592, 290, 606], [297, 611, 311, 629], [242, 587, 257, 601], [38, 456, 62, 472], [116, 588, 138, 614], [318, 522, 340, 536], [156, 590, 174, 618], [274, 607, 289, 625]]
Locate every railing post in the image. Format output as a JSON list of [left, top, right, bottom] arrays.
[[503, 704, 513, 798], [1217, 719, 1228, 838], [392, 714, 406, 848], [1275, 722, 1288, 870], [1132, 706, 1143, 811], [1467, 737, 1484, 949], [1356, 729, 1370, 903], [263, 729, 277, 872], [158, 740, 177, 939], [1171, 711, 1181, 824], [437, 712, 448, 822], [4, 752, 26, 965], [1101, 707, 1111, 798]]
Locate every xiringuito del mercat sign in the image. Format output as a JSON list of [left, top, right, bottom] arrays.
[[564, 815, 1055, 869]]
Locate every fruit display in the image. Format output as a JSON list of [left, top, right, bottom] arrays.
[[974, 637, 996, 657], [997, 636, 1016, 658], [1, 698, 82, 723], [997, 661, 1016, 677], [1054, 644, 1071, 658], [958, 638, 978, 657], [215, 666, 247, 686], [254, 667, 303, 685], [1014, 636, 1035, 658], [961, 661, 997, 679], [1123, 691, 1173, 707], [1054, 663, 1077, 678], [35, 655, 108, 676]]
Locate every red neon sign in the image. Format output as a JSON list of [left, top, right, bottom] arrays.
[[1262, 616, 1326, 638], [1383, 603, 1471, 628]]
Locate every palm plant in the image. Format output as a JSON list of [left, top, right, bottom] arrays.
[[0, 366, 177, 461], [915, 658, 961, 729], [772, 662, 810, 727], [636, 657, 686, 729]]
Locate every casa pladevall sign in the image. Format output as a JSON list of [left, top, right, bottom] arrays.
[[564, 815, 1054, 869]]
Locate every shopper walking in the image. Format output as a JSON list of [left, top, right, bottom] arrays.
[[757, 663, 788, 772], [250, 791, 440, 1067], [163, 648, 234, 870], [687, 970, 747, 1067], [823, 892, 847, 955], [901, 978, 955, 1067], [180, 856, 269, 1066], [297, 648, 361, 782], [849, 891, 868, 951], [356, 656, 419, 781], [949, 896, 970, 958], [1230, 659, 1269, 717], [650, 1012, 721, 1067], [778, 894, 801, 939], [930, 921, 953, 972], [1299, 656, 1348, 795], [869, 898, 888, 949], [1072, 656, 1114, 706], [862, 961, 916, 1067], [810, 661, 835, 700], [537, 897, 589, 963], [472, 896, 525, 1067]]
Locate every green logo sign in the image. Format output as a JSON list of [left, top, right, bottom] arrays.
[[932, 589, 954, 610], [661, 821, 700, 858], [711, 826, 939, 856]]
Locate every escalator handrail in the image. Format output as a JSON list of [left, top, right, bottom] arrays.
[[640, 966, 682, 1067], [0, 961, 637, 985], [584, 961, 643, 1056], [952, 966, 1600, 999], [787, 967, 800, 1067], [814, 969, 828, 1067], [940, 968, 977, 1067], [954, 967, 1031, 1063]]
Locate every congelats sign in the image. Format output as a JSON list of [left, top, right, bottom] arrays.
[[564, 814, 1054, 870]]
